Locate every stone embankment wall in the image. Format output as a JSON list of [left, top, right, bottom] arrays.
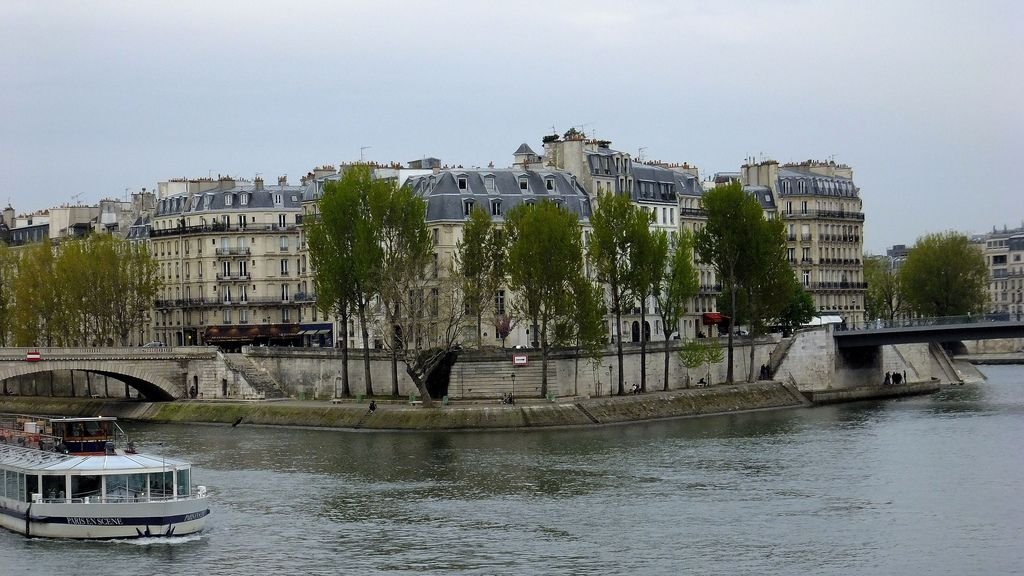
[[962, 338, 1024, 354], [244, 340, 776, 401], [0, 381, 808, 430]]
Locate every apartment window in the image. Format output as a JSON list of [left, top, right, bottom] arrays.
[[225, 194, 233, 207], [238, 214, 246, 229], [280, 259, 289, 276], [491, 199, 502, 216], [238, 309, 248, 324], [282, 308, 291, 322], [280, 236, 289, 251], [495, 290, 506, 316], [484, 176, 495, 193], [545, 177, 554, 191], [457, 176, 468, 190], [222, 286, 232, 303], [203, 195, 212, 210], [519, 176, 529, 191], [801, 201, 808, 214], [222, 261, 231, 277], [787, 248, 795, 262], [281, 284, 290, 301], [669, 208, 675, 225], [240, 193, 248, 206], [223, 309, 232, 324], [239, 285, 248, 302], [432, 228, 439, 245], [463, 200, 475, 216], [432, 253, 438, 279], [802, 247, 810, 262], [274, 194, 283, 205]]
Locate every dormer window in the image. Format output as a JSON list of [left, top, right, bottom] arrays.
[[545, 177, 554, 191], [225, 194, 233, 207], [191, 196, 201, 211], [203, 194, 212, 210], [484, 175, 495, 193], [519, 175, 529, 191], [240, 193, 248, 206], [463, 200, 475, 216], [274, 194, 283, 205], [457, 176, 468, 190], [491, 199, 502, 216]]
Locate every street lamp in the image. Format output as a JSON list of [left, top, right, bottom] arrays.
[[510, 373, 516, 404]]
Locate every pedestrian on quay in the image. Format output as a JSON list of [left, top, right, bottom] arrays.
[[883, 371, 891, 386]]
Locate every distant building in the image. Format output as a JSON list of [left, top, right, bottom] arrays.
[[977, 225, 1024, 315], [147, 175, 304, 348], [742, 159, 866, 326]]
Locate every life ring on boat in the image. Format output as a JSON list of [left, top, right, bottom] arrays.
[[28, 434, 39, 444]]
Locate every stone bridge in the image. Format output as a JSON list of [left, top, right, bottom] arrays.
[[0, 347, 239, 401], [834, 317, 1024, 349]]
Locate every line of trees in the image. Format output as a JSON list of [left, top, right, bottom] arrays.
[[308, 170, 815, 398], [0, 235, 160, 347], [865, 231, 989, 322]]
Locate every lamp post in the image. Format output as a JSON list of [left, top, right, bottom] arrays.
[[510, 373, 516, 404]]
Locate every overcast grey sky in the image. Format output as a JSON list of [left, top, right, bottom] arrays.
[[2, 0, 1020, 252]]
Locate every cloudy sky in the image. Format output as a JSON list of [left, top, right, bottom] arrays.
[[2, 0, 1019, 252]]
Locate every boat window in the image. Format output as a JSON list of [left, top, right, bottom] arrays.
[[128, 473, 148, 500], [150, 471, 174, 499], [42, 475, 65, 501], [4, 470, 17, 500], [71, 475, 101, 500], [25, 474, 38, 502], [106, 474, 129, 500], [176, 468, 190, 498]]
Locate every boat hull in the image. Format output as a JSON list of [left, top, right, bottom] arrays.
[[0, 496, 210, 539]]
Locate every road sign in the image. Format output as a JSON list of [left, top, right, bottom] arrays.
[[512, 354, 528, 366]]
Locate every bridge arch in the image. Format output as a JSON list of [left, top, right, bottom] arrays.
[[0, 362, 180, 401]]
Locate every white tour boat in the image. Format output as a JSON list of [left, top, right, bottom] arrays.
[[0, 414, 209, 539]]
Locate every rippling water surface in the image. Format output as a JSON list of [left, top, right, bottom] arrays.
[[4, 366, 1024, 575]]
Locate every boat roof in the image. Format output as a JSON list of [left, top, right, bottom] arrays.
[[49, 416, 119, 423], [0, 444, 190, 473]]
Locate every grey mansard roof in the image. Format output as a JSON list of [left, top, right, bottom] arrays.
[[404, 169, 592, 223], [744, 186, 778, 211], [776, 167, 859, 198], [155, 184, 304, 217], [630, 164, 704, 204]]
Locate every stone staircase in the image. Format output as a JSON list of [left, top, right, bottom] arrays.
[[221, 353, 288, 399], [768, 336, 796, 377]]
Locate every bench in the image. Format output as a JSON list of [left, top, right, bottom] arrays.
[[409, 401, 423, 406]]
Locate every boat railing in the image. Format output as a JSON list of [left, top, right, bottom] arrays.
[[0, 427, 63, 452], [37, 490, 209, 505]]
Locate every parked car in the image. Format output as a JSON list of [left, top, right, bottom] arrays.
[[141, 341, 166, 348]]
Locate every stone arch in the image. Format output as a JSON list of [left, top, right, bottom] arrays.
[[0, 361, 180, 401]]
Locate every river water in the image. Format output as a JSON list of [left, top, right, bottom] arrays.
[[3, 366, 1023, 575]]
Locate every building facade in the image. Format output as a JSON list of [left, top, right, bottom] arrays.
[[741, 159, 867, 326], [977, 226, 1024, 317], [148, 176, 305, 348]]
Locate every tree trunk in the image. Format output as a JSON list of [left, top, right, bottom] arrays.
[[85, 372, 92, 397], [390, 347, 399, 398], [539, 316, 548, 397], [614, 287, 625, 396], [747, 333, 757, 383], [663, 331, 672, 391], [727, 285, 736, 383], [340, 310, 350, 397], [357, 301, 373, 396], [70, 371, 76, 397], [639, 296, 647, 393]]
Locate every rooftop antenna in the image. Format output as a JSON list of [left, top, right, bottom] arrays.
[[70, 192, 83, 206], [360, 146, 372, 162], [638, 146, 648, 162]]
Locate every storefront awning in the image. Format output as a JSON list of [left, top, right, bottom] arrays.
[[702, 312, 724, 325]]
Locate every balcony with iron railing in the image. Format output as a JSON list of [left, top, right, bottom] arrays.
[[809, 281, 868, 290], [215, 247, 251, 256], [782, 210, 865, 221], [698, 284, 722, 294], [149, 222, 300, 238], [215, 273, 251, 281]]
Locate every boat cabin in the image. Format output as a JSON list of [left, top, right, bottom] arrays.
[[49, 417, 131, 454]]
